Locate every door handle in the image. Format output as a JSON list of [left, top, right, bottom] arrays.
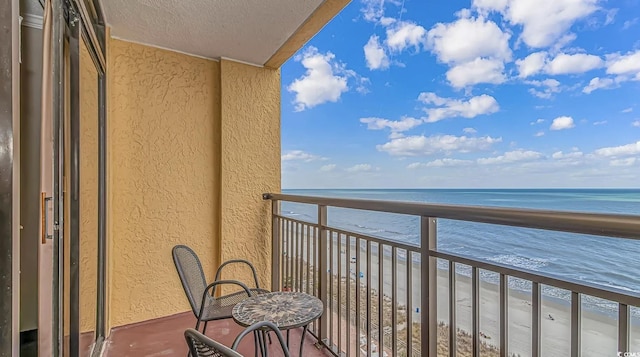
[[41, 192, 53, 244]]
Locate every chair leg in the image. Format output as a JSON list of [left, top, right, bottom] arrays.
[[299, 325, 309, 357], [202, 321, 208, 334], [195, 318, 201, 331], [253, 331, 259, 357], [259, 331, 267, 357]]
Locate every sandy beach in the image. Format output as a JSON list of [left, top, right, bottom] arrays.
[[287, 235, 640, 356]]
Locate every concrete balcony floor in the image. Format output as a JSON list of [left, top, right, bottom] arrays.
[[103, 311, 333, 357]]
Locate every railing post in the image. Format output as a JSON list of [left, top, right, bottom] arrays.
[[571, 292, 581, 357], [318, 205, 329, 344], [421, 216, 437, 357], [619, 303, 629, 354], [270, 199, 280, 292]]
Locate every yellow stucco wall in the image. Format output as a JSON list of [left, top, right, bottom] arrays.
[[107, 39, 220, 327], [79, 38, 99, 333], [219, 60, 281, 289], [105, 41, 281, 329]]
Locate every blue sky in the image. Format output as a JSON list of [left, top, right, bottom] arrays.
[[280, 0, 640, 189]]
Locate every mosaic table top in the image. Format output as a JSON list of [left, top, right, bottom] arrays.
[[232, 291, 323, 330]]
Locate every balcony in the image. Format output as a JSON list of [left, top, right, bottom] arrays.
[[103, 311, 329, 357], [265, 193, 640, 357], [102, 192, 640, 356]]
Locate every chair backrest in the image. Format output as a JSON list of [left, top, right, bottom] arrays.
[[184, 328, 242, 357], [172, 245, 208, 315]]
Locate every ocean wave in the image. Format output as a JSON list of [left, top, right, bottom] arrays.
[[486, 254, 550, 271], [353, 223, 407, 236], [281, 210, 315, 220]]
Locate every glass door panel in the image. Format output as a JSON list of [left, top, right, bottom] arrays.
[[78, 36, 99, 356]]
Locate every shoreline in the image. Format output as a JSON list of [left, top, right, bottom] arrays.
[[327, 238, 639, 322], [313, 238, 640, 356]]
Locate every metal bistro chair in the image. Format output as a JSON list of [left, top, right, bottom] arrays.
[[172, 245, 270, 333], [184, 321, 291, 357]]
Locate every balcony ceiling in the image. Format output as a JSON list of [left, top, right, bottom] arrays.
[[101, 0, 327, 66]]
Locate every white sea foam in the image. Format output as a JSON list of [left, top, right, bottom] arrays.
[[486, 254, 550, 271]]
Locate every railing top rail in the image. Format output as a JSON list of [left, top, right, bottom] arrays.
[[263, 193, 640, 240]]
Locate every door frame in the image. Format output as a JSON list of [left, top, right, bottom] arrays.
[[49, 0, 107, 355], [0, 0, 20, 355]]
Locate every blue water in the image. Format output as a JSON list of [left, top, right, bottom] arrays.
[[281, 189, 640, 316]]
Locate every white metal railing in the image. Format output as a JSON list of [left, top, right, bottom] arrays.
[[263, 193, 640, 357]]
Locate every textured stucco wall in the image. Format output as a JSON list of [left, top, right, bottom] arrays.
[[219, 60, 281, 289], [106, 41, 280, 329], [79, 39, 99, 333], [107, 39, 220, 327]]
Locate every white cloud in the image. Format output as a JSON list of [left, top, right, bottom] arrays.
[[377, 134, 502, 156], [593, 120, 607, 125], [549, 150, 584, 166], [622, 108, 633, 113], [319, 164, 337, 172], [288, 47, 351, 111], [364, 35, 390, 70], [633, 121, 640, 127], [606, 50, 640, 78], [455, 8, 473, 18], [527, 78, 561, 99], [582, 77, 616, 94], [610, 158, 636, 167], [623, 18, 639, 30], [360, 0, 387, 22], [386, 21, 428, 52], [418, 92, 449, 106], [593, 141, 640, 157], [408, 158, 474, 168], [446, 58, 507, 88], [425, 16, 511, 88], [530, 118, 545, 125], [360, 117, 422, 132], [604, 8, 618, 26], [550, 116, 575, 130], [472, 0, 508, 13], [463, 127, 477, 134], [426, 158, 474, 167], [419, 93, 500, 122], [346, 164, 373, 172], [477, 149, 543, 165], [534, 131, 545, 137], [380, 17, 397, 26], [577, 51, 640, 93], [517, 52, 602, 78], [552, 150, 584, 160], [282, 150, 323, 162], [474, 0, 599, 48], [427, 17, 512, 64], [516, 52, 547, 78], [551, 33, 578, 52], [546, 53, 603, 75]]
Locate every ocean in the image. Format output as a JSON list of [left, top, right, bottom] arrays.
[[281, 188, 640, 317]]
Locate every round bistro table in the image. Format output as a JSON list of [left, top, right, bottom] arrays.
[[232, 291, 323, 357]]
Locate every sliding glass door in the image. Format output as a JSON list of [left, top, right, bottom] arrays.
[[46, 1, 106, 356]]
